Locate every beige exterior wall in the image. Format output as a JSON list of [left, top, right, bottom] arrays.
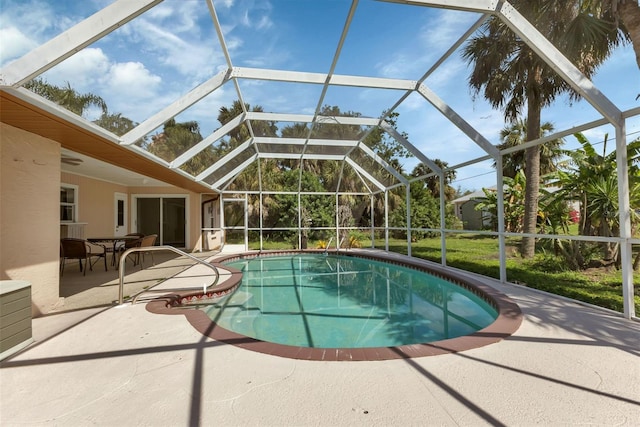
[[61, 172, 129, 238], [1, 123, 218, 316], [1, 124, 61, 316], [60, 180, 207, 251]]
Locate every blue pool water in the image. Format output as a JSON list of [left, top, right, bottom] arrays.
[[200, 254, 497, 349]]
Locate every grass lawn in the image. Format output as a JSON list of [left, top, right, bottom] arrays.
[[378, 235, 639, 314], [245, 234, 639, 314]]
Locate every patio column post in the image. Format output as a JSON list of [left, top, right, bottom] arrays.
[[370, 194, 374, 248], [439, 172, 447, 266], [385, 190, 389, 252], [259, 191, 264, 251], [406, 184, 411, 257], [220, 195, 225, 247], [495, 156, 507, 283], [615, 121, 635, 319], [335, 193, 340, 250], [297, 191, 302, 250], [244, 193, 249, 251]]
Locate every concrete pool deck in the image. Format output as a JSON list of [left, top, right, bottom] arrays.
[[1, 249, 639, 426]]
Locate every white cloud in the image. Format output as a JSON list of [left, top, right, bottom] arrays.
[[255, 15, 273, 31], [0, 27, 38, 66], [418, 10, 479, 52], [146, 1, 201, 34], [217, 0, 235, 8], [125, 13, 220, 80], [375, 9, 479, 80], [238, 2, 273, 30], [41, 48, 110, 89], [377, 53, 415, 79], [104, 62, 161, 99]]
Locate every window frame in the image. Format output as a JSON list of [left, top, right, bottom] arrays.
[[60, 183, 79, 223]]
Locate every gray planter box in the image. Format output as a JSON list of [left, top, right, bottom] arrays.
[[1, 280, 33, 361]]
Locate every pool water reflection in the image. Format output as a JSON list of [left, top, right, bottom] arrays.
[[198, 254, 498, 349]]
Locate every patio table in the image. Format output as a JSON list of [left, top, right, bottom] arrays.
[[87, 236, 141, 268]]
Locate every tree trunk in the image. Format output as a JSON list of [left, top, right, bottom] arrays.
[[620, 0, 640, 69], [521, 98, 542, 258]]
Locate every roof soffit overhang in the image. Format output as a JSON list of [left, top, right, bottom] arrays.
[[0, 89, 212, 194]]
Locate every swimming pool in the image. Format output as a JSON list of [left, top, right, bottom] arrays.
[[147, 250, 522, 360], [209, 254, 497, 348]]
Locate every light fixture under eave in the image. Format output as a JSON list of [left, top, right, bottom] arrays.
[[61, 155, 83, 166]]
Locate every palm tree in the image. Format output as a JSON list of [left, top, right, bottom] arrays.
[[94, 112, 137, 136], [411, 160, 457, 201], [496, 120, 563, 179], [24, 79, 107, 117], [580, 0, 639, 69], [462, 1, 626, 258]]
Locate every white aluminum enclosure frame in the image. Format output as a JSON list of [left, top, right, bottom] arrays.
[[0, 0, 636, 318]]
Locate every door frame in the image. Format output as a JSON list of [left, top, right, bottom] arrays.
[[222, 197, 248, 251], [131, 194, 189, 248], [114, 192, 128, 237]]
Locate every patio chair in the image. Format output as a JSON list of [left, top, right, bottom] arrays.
[[60, 238, 107, 276], [136, 234, 158, 269], [115, 233, 145, 267]]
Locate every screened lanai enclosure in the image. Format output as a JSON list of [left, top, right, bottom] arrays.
[[1, 0, 638, 318]]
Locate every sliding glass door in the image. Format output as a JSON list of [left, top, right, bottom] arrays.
[[135, 196, 187, 247]]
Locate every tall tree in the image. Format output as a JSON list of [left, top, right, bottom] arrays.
[[94, 112, 137, 136], [24, 79, 107, 117], [217, 101, 277, 191], [496, 120, 563, 179], [462, 1, 626, 258], [581, 0, 639, 68], [411, 159, 457, 201]]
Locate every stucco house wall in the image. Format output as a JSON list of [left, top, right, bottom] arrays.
[[60, 176, 209, 251], [460, 200, 486, 230], [1, 123, 61, 316], [2, 122, 219, 316], [61, 172, 129, 238]]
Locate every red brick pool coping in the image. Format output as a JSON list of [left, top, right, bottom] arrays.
[[146, 250, 523, 361]]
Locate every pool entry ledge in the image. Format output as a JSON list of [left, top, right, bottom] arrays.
[[146, 250, 523, 361]]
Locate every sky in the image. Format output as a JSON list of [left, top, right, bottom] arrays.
[[1, 0, 639, 191]]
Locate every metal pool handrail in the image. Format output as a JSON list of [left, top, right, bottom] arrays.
[[118, 246, 220, 305], [324, 236, 334, 254], [323, 236, 347, 255]]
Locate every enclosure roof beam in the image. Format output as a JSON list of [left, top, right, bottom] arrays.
[[171, 113, 246, 168], [381, 0, 502, 13], [0, 0, 163, 87], [124, 142, 211, 185], [358, 144, 409, 185], [417, 84, 499, 158], [253, 137, 360, 146], [246, 111, 315, 123], [245, 111, 381, 126], [380, 121, 443, 175], [211, 154, 258, 190], [346, 157, 386, 192], [206, 0, 233, 69], [231, 67, 417, 90], [121, 68, 231, 145], [259, 153, 347, 161], [194, 139, 253, 181]]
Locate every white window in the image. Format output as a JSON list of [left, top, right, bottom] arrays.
[[60, 184, 78, 222]]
